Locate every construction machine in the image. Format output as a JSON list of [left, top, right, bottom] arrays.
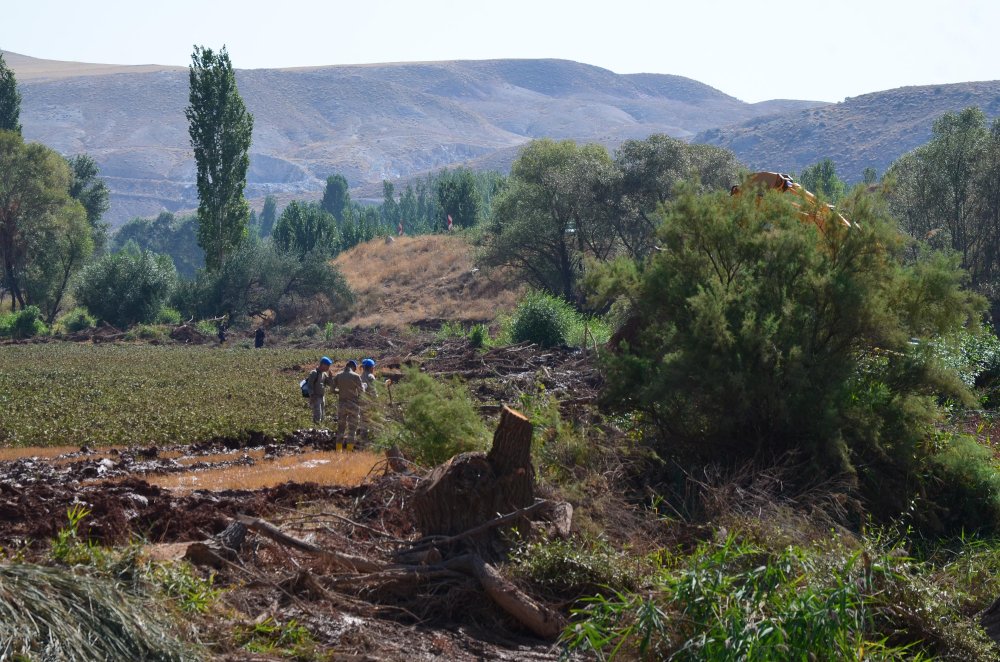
[[730, 171, 852, 231]]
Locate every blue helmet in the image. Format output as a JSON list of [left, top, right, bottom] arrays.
[[362, 358, 376, 368], [319, 356, 332, 366]]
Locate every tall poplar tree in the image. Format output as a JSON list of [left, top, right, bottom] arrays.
[[185, 45, 253, 271], [0, 51, 21, 134]]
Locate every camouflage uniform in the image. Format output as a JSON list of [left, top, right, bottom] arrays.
[[307, 369, 332, 424], [332, 367, 364, 444], [360, 370, 378, 440]]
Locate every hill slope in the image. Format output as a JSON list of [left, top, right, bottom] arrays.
[[334, 235, 521, 329], [5, 51, 825, 225], [694, 81, 1000, 181]]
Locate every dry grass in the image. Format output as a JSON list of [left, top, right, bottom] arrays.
[[147, 450, 381, 492], [334, 235, 522, 328]]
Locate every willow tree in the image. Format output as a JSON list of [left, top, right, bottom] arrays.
[[185, 45, 253, 271]]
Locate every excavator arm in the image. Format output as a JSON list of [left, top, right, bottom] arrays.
[[730, 171, 851, 231]]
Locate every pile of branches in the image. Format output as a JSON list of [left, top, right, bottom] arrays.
[[423, 341, 603, 406]]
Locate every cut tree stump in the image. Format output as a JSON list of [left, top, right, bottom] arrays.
[[183, 520, 247, 568], [412, 406, 535, 554]]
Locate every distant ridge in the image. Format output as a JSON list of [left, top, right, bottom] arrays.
[[695, 80, 1000, 181], [4, 50, 826, 225]]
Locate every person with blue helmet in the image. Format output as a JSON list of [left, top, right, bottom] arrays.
[[359, 358, 378, 440], [306, 356, 334, 425], [332, 359, 364, 448]]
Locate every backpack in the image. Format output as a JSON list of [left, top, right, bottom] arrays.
[[301, 370, 318, 398]]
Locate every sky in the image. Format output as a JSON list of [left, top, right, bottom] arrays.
[[3, 0, 999, 103]]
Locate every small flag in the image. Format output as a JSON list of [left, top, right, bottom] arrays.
[[447, 214, 453, 231], [397, 221, 403, 236]]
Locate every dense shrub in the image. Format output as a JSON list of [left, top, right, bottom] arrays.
[[74, 249, 177, 328], [920, 435, 1000, 535], [3, 306, 47, 339], [510, 291, 574, 347], [56, 306, 96, 333], [154, 306, 182, 325], [595, 185, 984, 504], [377, 367, 489, 466]]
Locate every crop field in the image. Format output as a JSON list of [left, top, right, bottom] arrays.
[[0, 343, 368, 447]]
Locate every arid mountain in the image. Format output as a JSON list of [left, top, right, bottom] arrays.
[[695, 81, 1000, 182], [6, 51, 824, 226]]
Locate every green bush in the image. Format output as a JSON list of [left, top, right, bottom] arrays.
[[378, 367, 489, 466], [155, 306, 182, 325], [56, 307, 96, 333], [511, 537, 645, 601], [919, 435, 1000, 535], [74, 249, 177, 328], [1, 306, 47, 339], [596, 185, 984, 491], [510, 291, 575, 347], [468, 323, 489, 348]]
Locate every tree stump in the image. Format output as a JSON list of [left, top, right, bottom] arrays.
[[412, 407, 535, 554]]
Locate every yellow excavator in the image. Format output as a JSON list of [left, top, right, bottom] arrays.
[[730, 171, 852, 231]]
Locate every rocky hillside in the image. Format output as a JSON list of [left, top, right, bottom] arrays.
[[6, 51, 823, 226], [696, 81, 1000, 182]]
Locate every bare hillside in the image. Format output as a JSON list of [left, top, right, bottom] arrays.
[[4, 51, 826, 226], [695, 81, 1000, 181], [334, 235, 521, 329]]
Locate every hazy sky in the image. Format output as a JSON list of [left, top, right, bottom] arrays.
[[3, 0, 998, 103]]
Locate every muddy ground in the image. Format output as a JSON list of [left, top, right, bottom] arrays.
[[0, 335, 604, 660]]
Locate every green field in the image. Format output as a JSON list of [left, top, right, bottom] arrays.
[[0, 344, 366, 447]]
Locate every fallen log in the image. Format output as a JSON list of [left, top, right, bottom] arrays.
[[446, 554, 565, 640]]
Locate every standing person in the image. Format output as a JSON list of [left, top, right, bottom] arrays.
[[216, 319, 228, 344], [307, 356, 333, 425], [359, 358, 378, 441], [332, 360, 364, 448], [254, 326, 266, 348]]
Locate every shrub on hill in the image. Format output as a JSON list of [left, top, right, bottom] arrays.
[[594, 183, 991, 530], [510, 291, 574, 348], [55, 306, 96, 333], [0, 306, 47, 339]]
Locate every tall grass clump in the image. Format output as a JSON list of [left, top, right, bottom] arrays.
[[919, 434, 1000, 535], [377, 366, 489, 466], [0, 563, 196, 661]]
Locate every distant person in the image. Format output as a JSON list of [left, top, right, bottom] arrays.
[[254, 326, 266, 349], [216, 320, 228, 344], [332, 360, 364, 447], [306, 356, 334, 425], [359, 358, 378, 440]]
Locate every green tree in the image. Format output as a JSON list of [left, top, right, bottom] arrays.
[[23, 201, 92, 323], [0, 131, 77, 310], [66, 154, 110, 253], [436, 169, 483, 229], [479, 139, 615, 303], [171, 237, 352, 322], [259, 195, 277, 237], [74, 248, 177, 327], [320, 174, 350, 222], [272, 201, 339, 258], [596, 185, 982, 501], [0, 52, 21, 134], [887, 107, 1000, 302], [798, 158, 847, 202], [612, 135, 743, 260], [113, 212, 204, 279], [185, 45, 254, 271], [381, 180, 399, 231]]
